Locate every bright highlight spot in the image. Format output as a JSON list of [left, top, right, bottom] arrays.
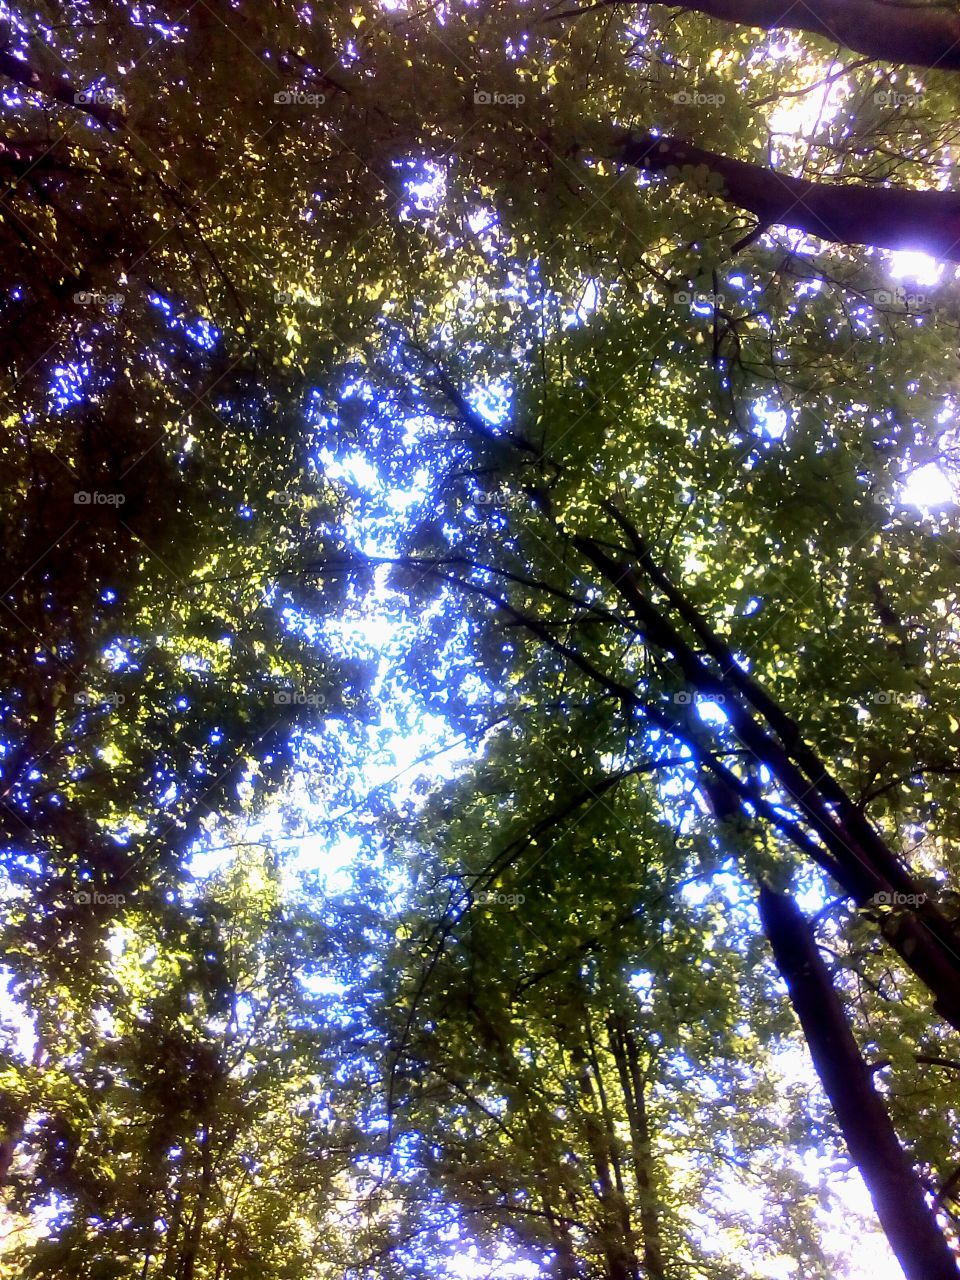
[[901, 462, 956, 509]]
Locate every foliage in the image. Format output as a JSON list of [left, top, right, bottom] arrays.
[[2, 1, 960, 1278]]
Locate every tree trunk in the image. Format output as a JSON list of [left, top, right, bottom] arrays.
[[568, 533, 960, 1034], [161, 1179, 185, 1279], [176, 1125, 214, 1280], [646, 0, 960, 72], [571, 1041, 641, 1280], [608, 1016, 668, 1280], [758, 882, 960, 1280], [618, 131, 960, 263], [541, 1194, 581, 1280], [584, 1013, 633, 1218], [426, 549, 960, 1031]]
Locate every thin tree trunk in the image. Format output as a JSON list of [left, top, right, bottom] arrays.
[[608, 1016, 668, 1280], [571, 1042, 641, 1280], [541, 1193, 581, 1280], [758, 882, 959, 1280], [161, 1180, 185, 1279], [644, 0, 960, 72], [590, 516, 960, 1031], [584, 1011, 633, 1217], [176, 1126, 214, 1280], [618, 131, 960, 263], [413, 550, 960, 1031], [567, 533, 960, 1033], [212, 1176, 248, 1280]]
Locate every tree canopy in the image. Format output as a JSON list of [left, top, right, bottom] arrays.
[[1, 2, 960, 1278]]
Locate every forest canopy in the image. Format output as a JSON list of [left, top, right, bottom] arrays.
[[1, 2, 960, 1279]]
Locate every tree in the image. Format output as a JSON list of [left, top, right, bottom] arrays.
[[4, 1, 960, 1277]]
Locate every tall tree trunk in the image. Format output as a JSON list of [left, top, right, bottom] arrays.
[[642, 0, 960, 72], [541, 1193, 581, 1280], [584, 1011, 633, 1216], [758, 882, 960, 1280], [161, 1179, 185, 1279], [600, 526, 960, 1030], [608, 1016, 668, 1280], [421, 548, 960, 1031], [571, 1041, 641, 1280], [565, 533, 960, 1033], [617, 131, 960, 263], [176, 1125, 214, 1280]]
